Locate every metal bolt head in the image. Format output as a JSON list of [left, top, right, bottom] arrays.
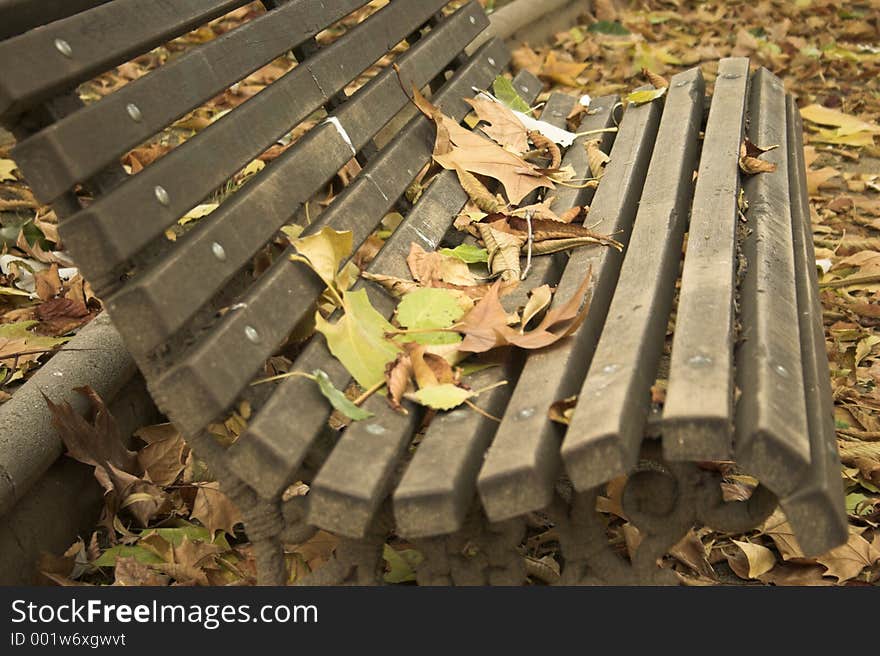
[[211, 242, 227, 261], [126, 103, 143, 122], [54, 38, 72, 57], [244, 326, 260, 344], [154, 185, 170, 206], [469, 16, 476, 24], [488, 57, 496, 67]]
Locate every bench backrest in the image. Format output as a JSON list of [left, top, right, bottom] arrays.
[[0, 0, 501, 441]]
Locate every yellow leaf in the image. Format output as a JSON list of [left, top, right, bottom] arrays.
[[800, 104, 880, 135], [625, 87, 667, 105], [728, 540, 777, 579], [290, 227, 353, 292], [540, 51, 588, 87], [0, 158, 18, 182]]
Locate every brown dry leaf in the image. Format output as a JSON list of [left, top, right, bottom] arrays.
[[642, 68, 669, 89], [816, 529, 880, 582], [407, 243, 476, 287], [585, 139, 610, 179], [34, 264, 62, 301], [727, 539, 777, 580], [758, 563, 836, 586], [739, 139, 778, 175], [540, 51, 588, 87], [410, 86, 553, 205], [669, 530, 715, 579], [114, 557, 170, 586], [191, 482, 241, 536], [136, 424, 187, 487], [521, 284, 553, 329], [465, 97, 530, 154], [385, 352, 413, 412], [548, 395, 578, 426], [511, 46, 543, 76], [478, 223, 523, 282], [759, 510, 808, 562], [455, 166, 507, 214]]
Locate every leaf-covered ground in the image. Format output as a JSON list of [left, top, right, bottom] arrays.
[[6, 0, 879, 585]]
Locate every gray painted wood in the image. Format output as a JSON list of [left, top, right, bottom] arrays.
[[0, 0, 252, 121], [13, 0, 366, 203], [561, 67, 705, 492], [734, 68, 811, 498], [105, 2, 486, 359], [478, 95, 661, 523], [151, 37, 510, 438], [778, 96, 847, 556], [0, 0, 112, 40], [662, 57, 749, 461]]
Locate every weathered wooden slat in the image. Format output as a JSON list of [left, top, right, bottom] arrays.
[[476, 96, 661, 524], [662, 58, 749, 462], [150, 38, 511, 438], [394, 92, 594, 537], [229, 66, 533, 502], [104, 2, 487, 359], [59, 0, 450, 285], [0, 0, 112, 40], [561, 68, 704, 492], [777, 96, 847, 556], [235, 172, 470, 500], [734, 68, 812, 499], [313, 83, 564, 540], [0, 0, 253, 121], [13, 0, 367, 203]]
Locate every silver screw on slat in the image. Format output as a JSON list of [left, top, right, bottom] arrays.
[[469, 16, 476, 24], [488, 57, 496, 67], [244, 326, 261, 344], [154, 185, 170, 206], [211, 242, 227, 261], [54, 38, 72, 57], [126, 103, 143, 122]]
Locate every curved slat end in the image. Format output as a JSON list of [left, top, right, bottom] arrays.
[[477, 464, 557, 524], [306, 487, 371, 540], [561, 431, 631, 493], [393, 489, 461, 540], [661, 416, 733, 463], [735, 428, 812, 500], [780, 486, 849, 558], [225, 434, 297, 502]]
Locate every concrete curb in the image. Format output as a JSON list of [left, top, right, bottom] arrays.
[[468, 0, 590, 54], [0, 313, 146, 516]]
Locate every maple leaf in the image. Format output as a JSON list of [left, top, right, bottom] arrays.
[[191, 482, 242, 537], [540, 51, 588, 87], [816, 529, 880, 582], [465, 97, 530, 153]]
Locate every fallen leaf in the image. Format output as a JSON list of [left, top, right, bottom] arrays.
[[466, 96, 530, 153], [407, 243, 477, 287], [521, 284, 553, 329], [289, 227, 354, 294], [405, 383, 475, 411], [395, 287, 466, 345], [191, 482, 242, 537], [478, 223, 523, 282], [313, 369, 373, 420], [540, 51, 588, 87], [728, 540, 777, 579], [439, 244, 489, 263], [492, 75, 531, 113], [626, 87, 667, 105], [315, 288, 402, 389]]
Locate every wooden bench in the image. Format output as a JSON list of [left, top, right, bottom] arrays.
[[0, 0, 847, 585]]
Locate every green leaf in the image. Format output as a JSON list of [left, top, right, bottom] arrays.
[[93, 545, 164, 567], [588, 20, 630, 35], [289, 227, 353, 291], [406, 384, 475, 411], [383, 545, 423, 584], [439, 244, 489, 264], [313, 369, 373, 421], [138, 524, 230, 550], [0, 321, 70, 364], [625, 87, 667, 105], [395, 288, 466, 347], [315, 288, 401, 389], [492, 76, 531, 114]]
